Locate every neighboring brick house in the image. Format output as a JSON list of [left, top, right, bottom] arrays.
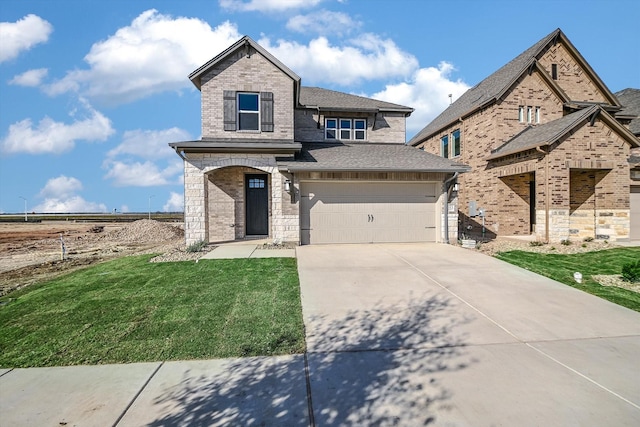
[[170, 36, 468, 245], [616, 88, 640, 240], [410, 29, 639, 243]]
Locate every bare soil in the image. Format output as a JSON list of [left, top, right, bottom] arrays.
[[0, 220, 185, 297]]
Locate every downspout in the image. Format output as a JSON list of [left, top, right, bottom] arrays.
[[443, 172, 459, 244]]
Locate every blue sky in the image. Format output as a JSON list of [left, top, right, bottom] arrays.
[[1, 0, 638, 214]]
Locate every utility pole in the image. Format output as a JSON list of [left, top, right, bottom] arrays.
[[19, 196, 27, 222], [148, 195, 155, 220]]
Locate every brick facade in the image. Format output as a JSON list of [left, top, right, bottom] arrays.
[[414, 32, 636, 242]]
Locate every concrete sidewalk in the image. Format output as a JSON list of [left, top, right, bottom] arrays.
[[199, 243, 295, 259]]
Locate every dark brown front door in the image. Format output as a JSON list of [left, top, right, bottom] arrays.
[[245, 174, 268, 235]]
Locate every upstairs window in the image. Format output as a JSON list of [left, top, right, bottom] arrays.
[[535, 106, 541, 123], [238, 93, 259, 131], [452, 129, 461, 157], [340, 119, 352, 139], [325, 118, 367, 141], [441, 135, 449, 158], [325, 119, 337, 139], [354, 119, 366, 140], [223, 91, 274, 132], [519, 105, 541, 124], [519, 106, 525, 123], [551, 63, 558, 80]]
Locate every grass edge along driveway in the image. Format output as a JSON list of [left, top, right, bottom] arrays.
[[0, 255, 305, 368], [496, 247, 640, 313]]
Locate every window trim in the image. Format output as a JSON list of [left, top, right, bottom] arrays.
[[452, 129, 461, 157], [237, 92, 260, 131], [441, 135, 449, 158]]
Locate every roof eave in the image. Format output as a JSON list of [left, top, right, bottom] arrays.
[[169, 141, 302, 155]]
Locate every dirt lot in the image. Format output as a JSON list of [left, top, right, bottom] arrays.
[[0, 220, 186, 297]]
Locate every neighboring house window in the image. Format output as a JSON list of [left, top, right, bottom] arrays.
[[223, 90, 274, 132], [452, 129, 461, 157], [551, 63, 558, 80], [519, 106, 525, 123], [354, 119, 366, 140], [340, 119, 352, 140], [535, 106, 541, 124], [238, 93, 259, 131], [325, 118, 367, 141], [441, 135, 449, 158]]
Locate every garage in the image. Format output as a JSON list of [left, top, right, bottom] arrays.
[[631, 186, 640, 241], [300, 181, 439, 244]]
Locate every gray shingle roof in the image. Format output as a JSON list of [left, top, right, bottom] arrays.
[[615, 88, 640, 135], [408, 29, 562, 146], [299, 87, 413, 114], [278, 143, 469, 173], [487, 106, 599, 159]]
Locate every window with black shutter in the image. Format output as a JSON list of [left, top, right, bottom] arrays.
[[222, 91, 274, 132]]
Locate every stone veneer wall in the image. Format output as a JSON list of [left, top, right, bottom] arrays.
[[183, 153, 299, 245]]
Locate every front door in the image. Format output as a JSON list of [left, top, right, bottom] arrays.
[[245, 174, 268, 235]]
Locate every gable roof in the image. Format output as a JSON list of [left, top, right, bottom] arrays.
[[487, 105, 639, 160], [188, 36, 301, 90], [277, 143, 469, 173], [409, 28, 620, 146], [299, 87, 413, 115], [615, 88, 640, 135]]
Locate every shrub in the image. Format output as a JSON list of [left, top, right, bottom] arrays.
[[583, 236, 594, 242], [560, 239, 572, 246], [621, 260, 640, 283], [529, 241, 545, 247], [186, 239, 207, 253]]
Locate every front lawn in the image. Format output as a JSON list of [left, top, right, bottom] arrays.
[[0, 255, 305, 368], [496, 247, 640, 312]]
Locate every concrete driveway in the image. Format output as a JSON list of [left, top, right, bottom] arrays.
[[296, 243, 640, 426]]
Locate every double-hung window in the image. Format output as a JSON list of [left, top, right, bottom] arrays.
[[238, 93, 259, 131], [223, 90, 274, 132], [452, 129, 461, 157], [325, 118, 367, 141], [340, 119, 352, 139], [441, 135, 449, 158]]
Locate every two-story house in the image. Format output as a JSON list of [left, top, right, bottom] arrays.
[[170, 36, 468, 246], [410, 28, 639, 243]]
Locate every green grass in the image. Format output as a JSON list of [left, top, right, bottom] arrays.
[[496, 247, 640, 312], [0, 255, 305, 368]]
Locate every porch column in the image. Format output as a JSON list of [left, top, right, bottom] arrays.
[[184, 160, 207, 245]]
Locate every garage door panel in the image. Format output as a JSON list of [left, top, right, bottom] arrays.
[[300, 181, 438, 244]]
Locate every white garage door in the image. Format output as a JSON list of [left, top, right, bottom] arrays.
[[631, 186, 640, 241], [300, 181, 439, 244]]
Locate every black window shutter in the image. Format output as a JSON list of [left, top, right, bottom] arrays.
[[223, 90, 236, 131], [260, 92, 274, 132]]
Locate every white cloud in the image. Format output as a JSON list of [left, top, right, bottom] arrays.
[[286, 10, 361, 36], [1, 100, 114, 154], [258, 34, 418, 86], [103, 160, 182, 187], [9, 68, 48, 87], [33, 175, 107, 213], [220, 0, 322, 12], [163, 192, 184, 212], [33, 196, 107, 213], [38, 175, 83, 199], [108, 128, 191, 160], [0, 15, 53, 63], [45, 9, 241, 104], [371, 62, 471, 138]]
